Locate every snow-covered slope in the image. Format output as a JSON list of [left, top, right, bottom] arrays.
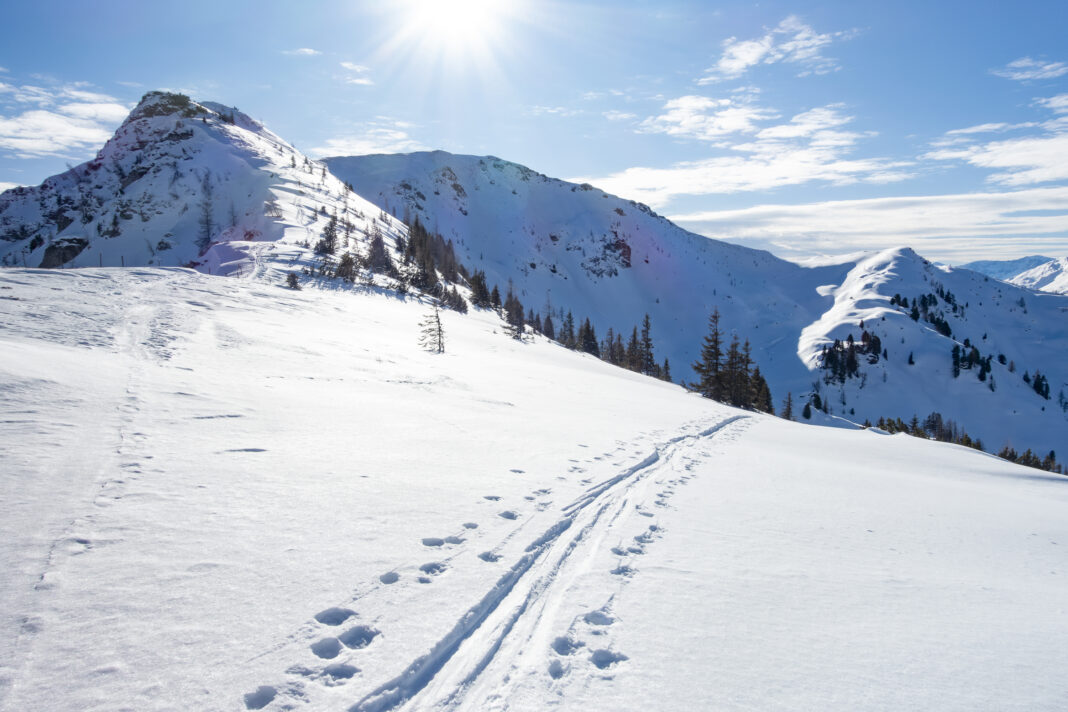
[[2, 266, 1066, 712], [0, 91, 407, 277], [326, 152, 1068, 456], [2, 96, 1065, 457], [962, 255, 1068, 295], [1007, 257, 1068, 294], [959, 255, 1055, 282]]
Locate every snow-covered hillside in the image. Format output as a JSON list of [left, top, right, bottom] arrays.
[[962, 255, 1068, 295], [326, 152, 1068, 457], [2, 266, 1066, 712], [2, 95, 1065, 458], [0, 91, 406, 277]]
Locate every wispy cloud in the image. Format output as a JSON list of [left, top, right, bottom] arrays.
[[698, 16, 851, 84], [671, 186, 1068, 262], [0, 80, 131, 158], [576, 97, 908, 207], [991, 57, 1068, 82], [283, 48, 321, 56], [530, 105, 583, 118], [925, 98, 1068, 186], [603, 110, 637, 122], [339, 61, 373, 86], [639, 94, 774, 141], [308, 119, 425, 157]]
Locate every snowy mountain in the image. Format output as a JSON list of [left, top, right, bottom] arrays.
[[2, 266, 1066, 712], [0, 91, 407, 278], [961, 255, 1068, 295], [326, 151, 1068, 457], [1, 95, 1065, 459], [959, 255, 1056, 282]]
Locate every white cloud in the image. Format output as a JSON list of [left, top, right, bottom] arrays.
[[0, 109, 115, 157], [283, 48, 321, 56], [308, 121, 426, 157], [639, 95, 774, 141], [0, 80, 131, 158], [530, 105, 583, 118], [578, 99, 905, 206], [1036, 94, 1068, 113], [992, 57, 1068, 82], [603, 110, 637, 121], [926, 99, 1068, 187], [338, 62, 373, 86], [670, 186, 1068, 262], [699, 16, 850, 83]]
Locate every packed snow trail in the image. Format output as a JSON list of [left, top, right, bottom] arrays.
[[346, 416, 748, 712]]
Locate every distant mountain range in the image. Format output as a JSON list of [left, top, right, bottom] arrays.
[[2, 92, 1065, 457], [962, 256, 1068, 295]]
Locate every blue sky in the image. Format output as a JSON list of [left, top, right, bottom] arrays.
[[1, 0, 1067, 262]]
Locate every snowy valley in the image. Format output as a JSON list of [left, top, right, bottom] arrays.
[[1, 92, 1068, 712]]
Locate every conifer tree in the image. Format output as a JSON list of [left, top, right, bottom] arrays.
[[782, 392, 794, 420], [542, 312, 555, 340], [640, 314, 656, 375], [692, 309, 724, 400], [419, 303, 445, 353]]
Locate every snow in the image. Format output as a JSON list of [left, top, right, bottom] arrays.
[[2, 266, 1067, 711], [326, 152, 1068, 456], [962, 255, 1068, 295]]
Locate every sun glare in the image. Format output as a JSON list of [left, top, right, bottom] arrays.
[[396, 0, 520, 64]]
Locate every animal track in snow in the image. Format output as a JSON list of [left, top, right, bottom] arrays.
[[419, 561, 447, 575], [379, 572, 399, 584], [421, 537, 445, 547], [498, 510, 518, 520], [478, 551, 501, 562], [338, 625, 379, 649], [462, 522, 478, 529], [323, 663, 359, 680], [483, 495, 501, 501], [583, 610, 614, 626], [444, 535, 465, 545], [310, 637, 342, 659], [590, 649, 628, 669], [551, 635, 584, 656], [313, 608, 355, 626], [610, 564, 636, 577], [243, 685, 277, 709], [548, 659, 566, 680]]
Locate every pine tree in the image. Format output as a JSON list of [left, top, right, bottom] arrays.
[[197, 170, 214, 251], [285, 272, 300, 290], [579, 318, 599, 356], [802, 401, 812, 420], [559, 311, 576, 348], [661, 358, 671, 382], [639, 314, 656, 375], [468, 270, 491, 308], [542, 313, 555, 341], [692, 309, 724, 400], [364, 225, 395, 275], [782, 392, 793, 420], [419, 303, 445, 353]]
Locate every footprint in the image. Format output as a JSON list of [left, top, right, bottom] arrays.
[[610, 565, 635, 577], [243, 685, 277, 710], [498, 511, 518, 520], [583, 610, 614, 626], [483, 495, 501, 501], [548, 660, 566, 680], [610, 547, 626, 556], [338, 625, 379, 649], [314, 608, 356, 626], [422, 537, 445, 547], [590, 649, 628, 669], [462, 522, 479, 529], [323, 663, 359, 680], [551, 635, 584, 655], [627, 546, 644, 555], [478, 551, 501, 562], [418, 576, 432, 584], [510, 469, 525, 474], [444, 535, 465, 545], [379, 572, 399, 584], [310, 638, 342, 659], [420, 562, 447, 575]]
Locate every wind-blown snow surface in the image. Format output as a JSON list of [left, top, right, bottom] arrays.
[[2, 267, 1066, 711], [962, 255, 1068, 295], [327, 152, 1068, 456]]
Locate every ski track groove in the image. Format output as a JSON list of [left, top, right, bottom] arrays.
[[348, 413, 748, 712]]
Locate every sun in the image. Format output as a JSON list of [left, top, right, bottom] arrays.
[[394, 0, 521, 64]]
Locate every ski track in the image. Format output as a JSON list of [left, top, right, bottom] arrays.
[[251, 413, 749, 712]]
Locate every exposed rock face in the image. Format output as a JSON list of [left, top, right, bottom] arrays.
[[39, 237, 89, 268]]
